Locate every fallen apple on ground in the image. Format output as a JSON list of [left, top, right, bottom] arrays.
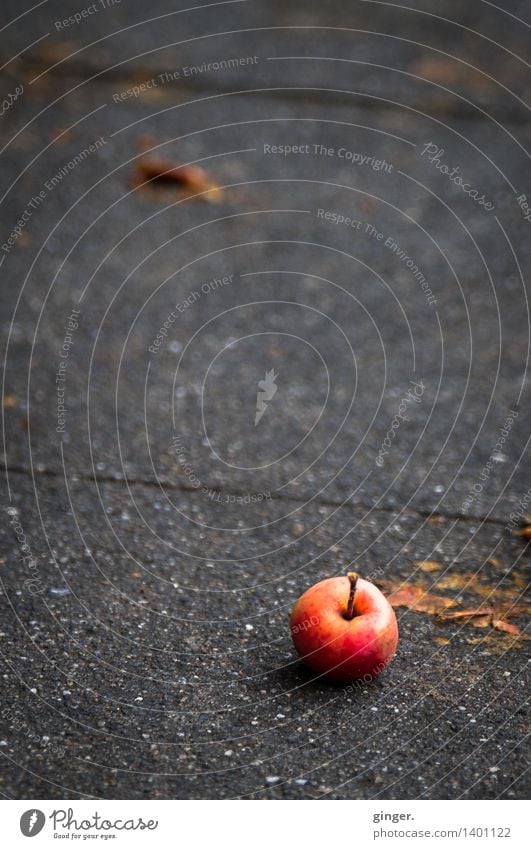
[[290, 572, 399, 683]]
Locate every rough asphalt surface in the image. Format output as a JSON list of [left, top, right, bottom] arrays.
[[0, 0, 529, 799]]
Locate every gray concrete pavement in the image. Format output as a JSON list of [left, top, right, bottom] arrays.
[[0, 0, 529, 799]]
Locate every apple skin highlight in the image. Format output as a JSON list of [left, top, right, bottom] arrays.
[[290, 574, 399, 683]]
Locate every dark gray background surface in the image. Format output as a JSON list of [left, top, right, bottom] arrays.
[[0, 0, 529, 799]]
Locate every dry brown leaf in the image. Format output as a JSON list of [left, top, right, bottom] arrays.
[[466, 635, 518, 654], [136, 135, 157, 152], [492, 619, 522, 636], [358, 196, 377, 214], [2, 394, 17, 409], [413, 560, 442, 573], [434, 571, 530, 606], [432, 636, 450, 646], [466, 630, 530, 654], [135, 159, 221, 200], [35, 40, 78, 65], [513, 526, 531, 540], [385, 585, 457, 614], [439, 608, 494, 620], [427, 514, 446, 524], [435, 573, 475, 591], [50, 127, 75, 145], [495, 603, 531, 619], [15, 231, 31, 248], [488, 557, 501, 567], [411, 57, 496, 92], [378, 575, 529, 645], [470, 615, 495, 628]]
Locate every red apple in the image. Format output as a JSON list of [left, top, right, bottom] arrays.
[[290, 572, 398, 683]]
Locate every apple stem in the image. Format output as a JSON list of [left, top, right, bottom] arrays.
[[345, 571, 359, 620]]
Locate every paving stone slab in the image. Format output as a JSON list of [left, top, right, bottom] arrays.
[[1, 81, 529, 521], [1, 1, 531, 122], [0, 472, 529, 799]]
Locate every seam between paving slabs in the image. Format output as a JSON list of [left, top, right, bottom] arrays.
[[5, 56, 529, 123], [0, 463, 517, 528]]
